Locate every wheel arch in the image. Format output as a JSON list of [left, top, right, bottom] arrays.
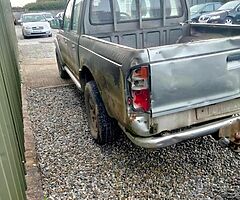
[[80, 65, 117, 119], [79, 65, 94, 89], [224, 16, 234, 24]]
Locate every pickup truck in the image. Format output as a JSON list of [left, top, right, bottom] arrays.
[[54, 0, 240, 152]]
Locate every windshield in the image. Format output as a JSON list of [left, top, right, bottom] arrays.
[[190, 4, 204, 14], [22, 14, 46, 22], [43, 14, 52, 18], [218, 1, 239, 11]]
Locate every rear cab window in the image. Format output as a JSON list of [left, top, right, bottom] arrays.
[[90, 0, 184, 25]]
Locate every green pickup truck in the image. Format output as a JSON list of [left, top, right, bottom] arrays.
[[54, 0, 240, 152]]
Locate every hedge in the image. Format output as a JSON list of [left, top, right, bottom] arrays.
[[24, 1, 66, 11]]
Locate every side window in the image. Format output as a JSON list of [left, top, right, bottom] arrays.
[[202, 4, 214, 12], [90, 0, 113, 24], [215, 3, 222, 10], [72, 0, 84, 31], [63, 0, 74, 31]]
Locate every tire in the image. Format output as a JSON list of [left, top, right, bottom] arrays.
[[56, 51, 69, 79], [224, 17, 233, 25], [23, 34, 28, 39], [84, 81, 118, 144]]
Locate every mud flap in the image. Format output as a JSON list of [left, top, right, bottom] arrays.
[[219, 119, 240, 153]]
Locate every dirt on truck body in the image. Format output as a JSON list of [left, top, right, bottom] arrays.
[[54, 0, 240, 152]]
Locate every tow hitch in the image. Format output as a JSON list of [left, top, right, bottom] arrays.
[[219, 119, 240, 152]]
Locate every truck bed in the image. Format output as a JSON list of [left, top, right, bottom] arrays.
[[92, 23, 240, 49]]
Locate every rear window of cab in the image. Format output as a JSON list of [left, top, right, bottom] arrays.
[[90, 0, 183, 24]]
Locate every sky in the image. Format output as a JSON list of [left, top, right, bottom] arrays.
[[10, 0, 36, 7]]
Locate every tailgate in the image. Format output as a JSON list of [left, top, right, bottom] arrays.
[[149, 37, 240, 117]]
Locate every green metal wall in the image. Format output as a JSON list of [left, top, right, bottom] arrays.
[[0, 0, 26, 199]]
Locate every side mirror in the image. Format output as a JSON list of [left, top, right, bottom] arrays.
[[50, 19, 63, 29]]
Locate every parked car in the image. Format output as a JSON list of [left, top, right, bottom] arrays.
[[13, 12, 24, 25], [40, 12, 54, 22], [199, 0, 240, 24], [21, 13, 52, 39], [54, 0, 240, 152], [190, 2, 222, 22]]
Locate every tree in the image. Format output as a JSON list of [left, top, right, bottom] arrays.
[[24, 0, 66, 11]]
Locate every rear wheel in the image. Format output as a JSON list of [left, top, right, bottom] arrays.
[[224, 17, 233, 24], [56, 51, 69, 79], [84, 81, 118, 144]]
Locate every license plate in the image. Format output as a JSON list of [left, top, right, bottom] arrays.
[[33, 30, 42, 32]]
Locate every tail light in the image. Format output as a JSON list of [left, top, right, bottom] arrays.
[[128, 66, 150, 112]]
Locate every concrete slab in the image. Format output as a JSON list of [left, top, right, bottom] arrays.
[[21, 58, 73, 89]]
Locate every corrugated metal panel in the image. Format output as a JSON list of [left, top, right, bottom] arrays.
[[0, 0, 26, 199]]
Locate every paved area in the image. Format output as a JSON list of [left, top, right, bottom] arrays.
[[17, 26, 72, 89], [16, 25, 72, 200]]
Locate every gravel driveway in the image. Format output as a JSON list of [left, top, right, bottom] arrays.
[[27, 86, 240, 200], [19, 26, 240, 199]]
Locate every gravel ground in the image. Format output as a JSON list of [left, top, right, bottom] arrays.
[[27, 86, 240, 199]]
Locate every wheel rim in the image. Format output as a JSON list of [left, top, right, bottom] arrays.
[[88, 96, 98, 139], [225, 18, 232, 24]]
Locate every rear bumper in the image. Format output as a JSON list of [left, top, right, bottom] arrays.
[[125, 115, 240, 148]]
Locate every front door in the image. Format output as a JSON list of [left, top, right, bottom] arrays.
[[67, 0, 84, 77], [59, 0, 74, 67]]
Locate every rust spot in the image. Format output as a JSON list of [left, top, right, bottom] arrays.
[[129, 113, 137, 122]]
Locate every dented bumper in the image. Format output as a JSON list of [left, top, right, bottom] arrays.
[[125, 115, 240, 149]]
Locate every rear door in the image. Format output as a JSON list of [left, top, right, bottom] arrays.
[[67, 0, 84, 77]]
